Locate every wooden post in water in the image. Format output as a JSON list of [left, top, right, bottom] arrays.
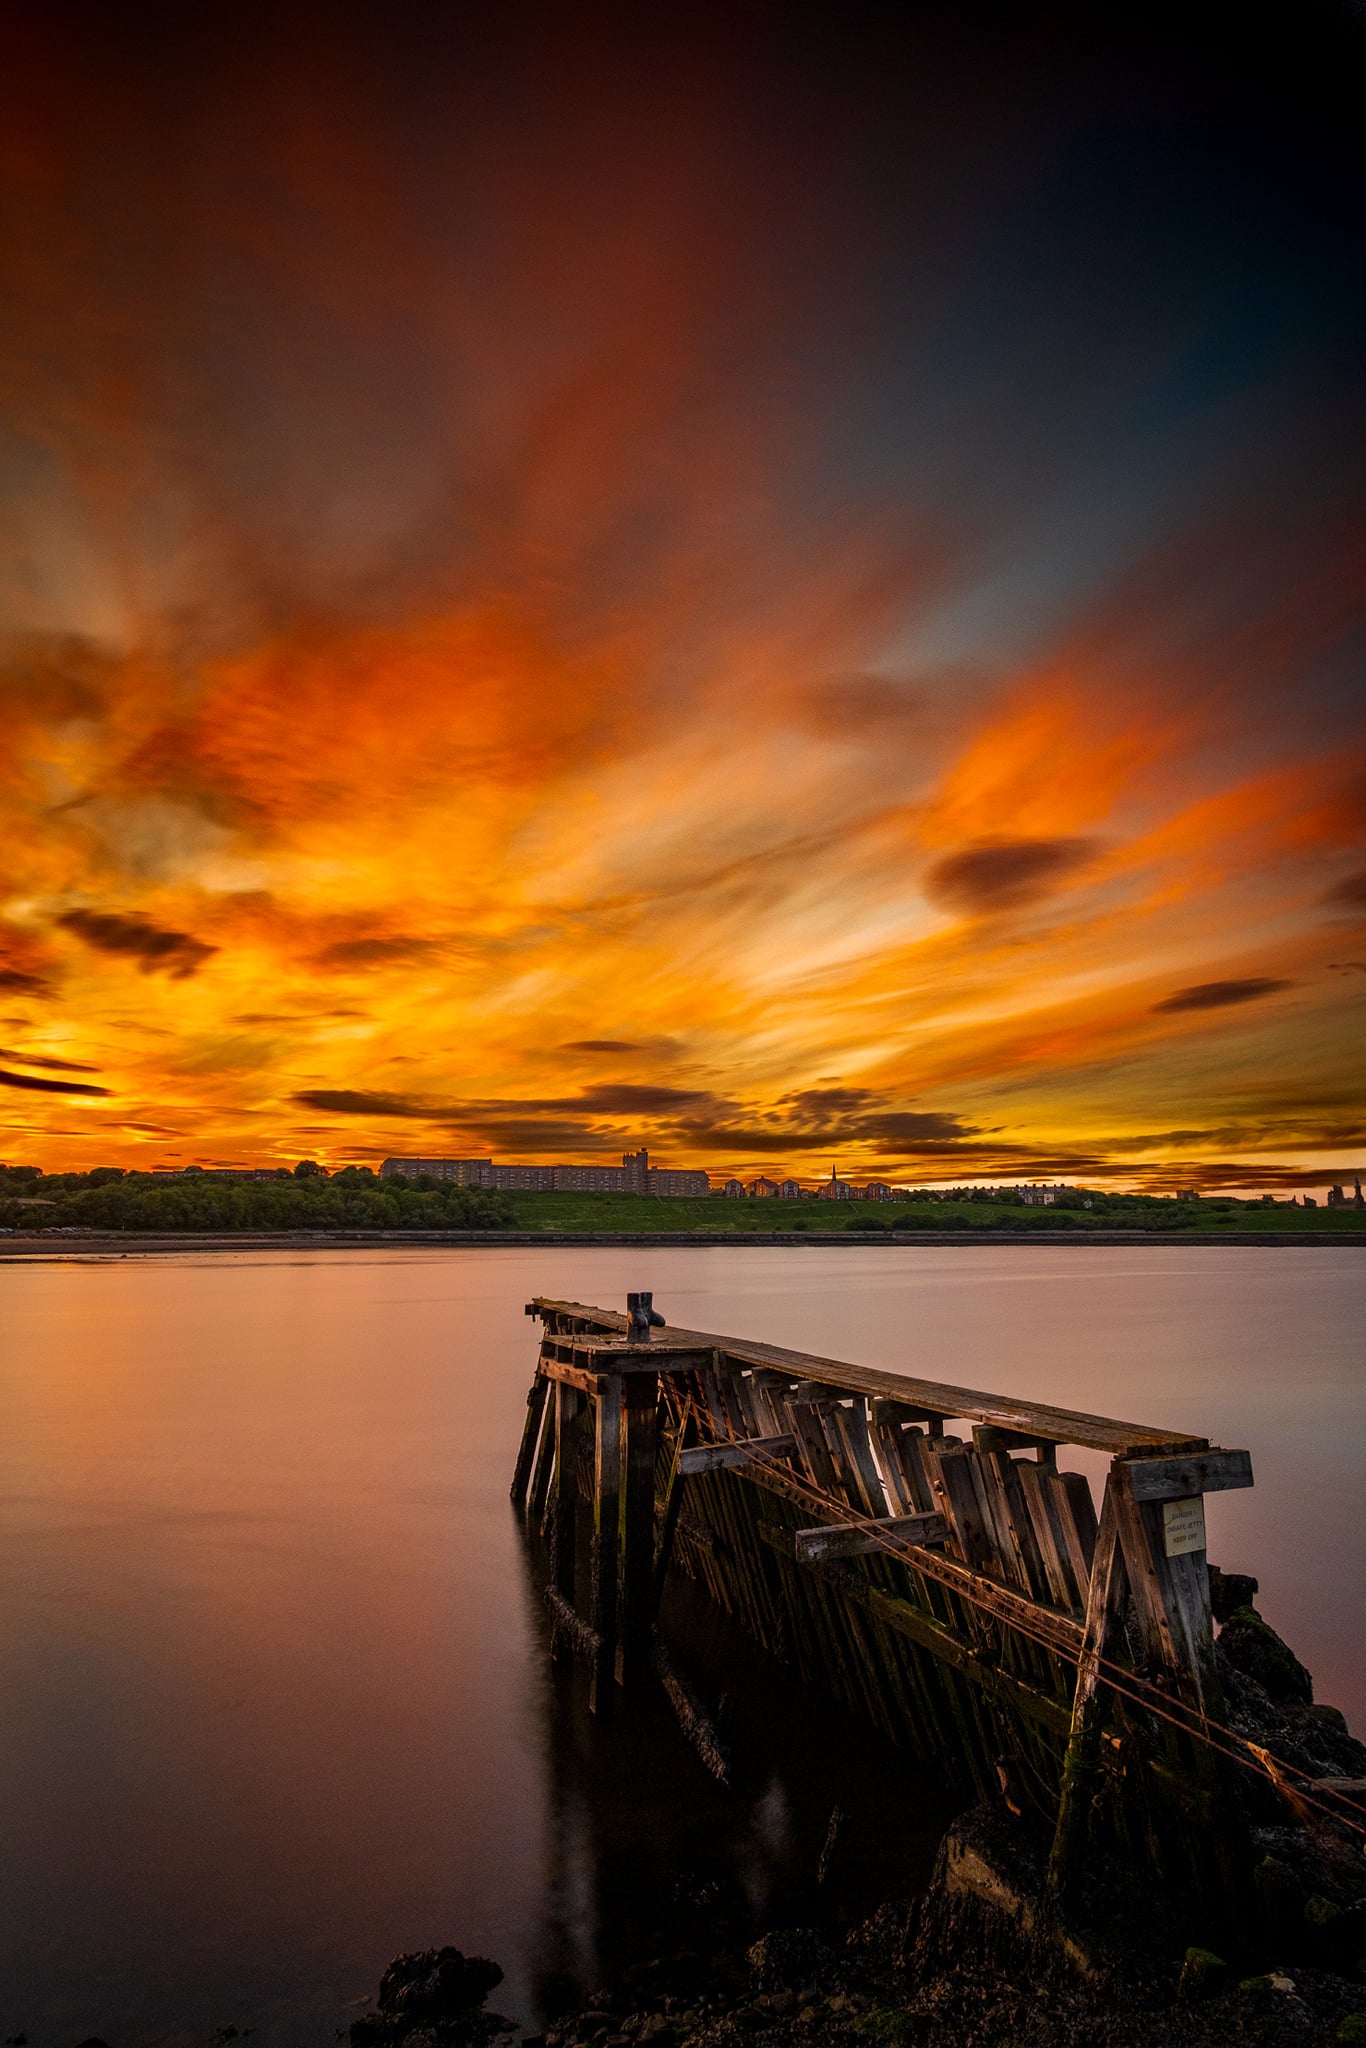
[[510, 1376, 549, 1509], [1047, 1483, 1127, 1896], [550, 1381, 582, 1648], [589, 1372, 623, 1714], [619, 1370, 660, 1686]]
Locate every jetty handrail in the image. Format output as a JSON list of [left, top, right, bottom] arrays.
[[528, 1296, 1208, 1454]]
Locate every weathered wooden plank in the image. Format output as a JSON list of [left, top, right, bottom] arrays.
[[528, 1298, 1203, 1453], [1122, 1449, 1253, 1502], [926, 1442, 997, 1575], [1018, 1458, 1080, 1614], [677, 1433, 797, 1475], [792, 1511, 948, 1562], [1050, 1470, 1099, 1591]]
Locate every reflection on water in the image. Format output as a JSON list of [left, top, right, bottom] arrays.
[[0, 1245, 1360, 2042]]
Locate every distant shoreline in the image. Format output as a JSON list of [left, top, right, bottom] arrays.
[[1, 1227, 1362, 1257]]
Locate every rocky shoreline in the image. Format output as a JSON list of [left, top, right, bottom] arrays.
[[348, 1795, 1366, 2048], [348, 1595, 1366, 2048]]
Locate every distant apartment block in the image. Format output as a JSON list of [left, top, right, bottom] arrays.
[[380, 1146, 709, 1197], [748, 1175, 780, 1197]]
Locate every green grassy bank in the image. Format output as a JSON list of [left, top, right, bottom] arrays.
[[502, 1191, 1366, 1235], [2, 1161, 1360, 1235]]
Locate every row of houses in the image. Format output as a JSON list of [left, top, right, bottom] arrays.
[[722, 1168, 895, 1200], [723, 1173, 1082, 1203]]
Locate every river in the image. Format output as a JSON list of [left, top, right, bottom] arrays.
[[0, 1245, 1361, 2042]]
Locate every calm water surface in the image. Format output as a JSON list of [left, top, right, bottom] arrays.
[[0, 1245, 1361, 2043]]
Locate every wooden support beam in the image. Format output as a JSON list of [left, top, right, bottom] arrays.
[[1121, 1448, 1253, 1502], [538, 1356, 601, 1396], [652, 1636, 730, 1783], [618, 1372, 659, 1685], [510, 1376, 549, 1508], [589, 1374, 623, 1714], [792, 1511, 947, 1562], [544, 1584, 600, 1665], [677, 1433, 796, 1475], [1048, 1482, 1128, 1897]]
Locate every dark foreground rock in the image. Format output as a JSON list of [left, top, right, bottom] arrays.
[[351, 1947, 514, 2048]]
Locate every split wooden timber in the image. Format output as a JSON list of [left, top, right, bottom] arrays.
[[511, 1293, 1256, 1907]]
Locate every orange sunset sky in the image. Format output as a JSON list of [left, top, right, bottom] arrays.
[[1, 6, 1363, 1191]]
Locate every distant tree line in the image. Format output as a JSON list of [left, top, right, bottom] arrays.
[[0, 1162, 515, 1233]]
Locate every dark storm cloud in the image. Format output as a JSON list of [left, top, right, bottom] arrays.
[[56, 910, 217, 978], [572, 1084, 714, 1114], [862, 1111, 980, 1145], [0, 1067, 111, 1096], [0, 969, 52, 996], [0, 1048, 100, 1072], [1325, 868, 1366, 909], [673, 1106, 980, 1153], [925, 838, 1100, 914], [781, 1087, 878, 1117], [563, 1040, 643, 1053], [1152, 978, 1296, 1014], [290, 1082, 718, 1123], [293, 1090, 432, 1117]]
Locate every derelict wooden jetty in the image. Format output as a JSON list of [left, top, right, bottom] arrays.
[[511, 1293, 1258, 1908]]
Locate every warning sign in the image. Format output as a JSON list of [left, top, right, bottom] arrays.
[[1162, 1495, 1207, 1558]]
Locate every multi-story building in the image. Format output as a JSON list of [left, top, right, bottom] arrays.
[[861, 1181, 893, 1201], [748, 1176, 780, 1197], [815, 1167, 854, 1199], [778, 1179, 805, 1199], [380, 1146, 708, 1197], [721, 1178, 746, 1197]]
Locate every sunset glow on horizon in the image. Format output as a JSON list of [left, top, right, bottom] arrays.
[[2, 7, 1363, 1192]]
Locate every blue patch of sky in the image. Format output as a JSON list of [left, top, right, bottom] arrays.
[[801, 111, 1364, 680]]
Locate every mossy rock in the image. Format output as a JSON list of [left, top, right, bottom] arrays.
[[1218, 1609, 1313, 1705], [1178, 1947, 1228, 2000]]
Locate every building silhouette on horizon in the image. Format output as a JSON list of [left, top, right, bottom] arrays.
[[381, 1146, 709, 1197]]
